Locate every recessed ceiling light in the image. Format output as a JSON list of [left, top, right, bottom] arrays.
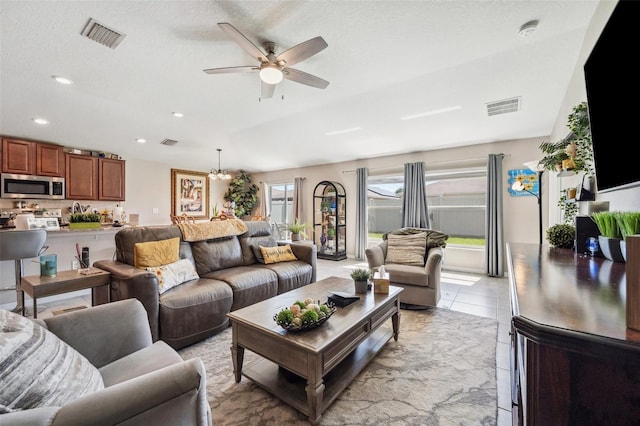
[[325, 127, 362, 136], [32, 118, 49, 125], [519, 20, 539, 37], [401, 105, 461, 121], [136, 138, 146, 143], [172, 112, 184, 118], [52, 75, 73, 85]]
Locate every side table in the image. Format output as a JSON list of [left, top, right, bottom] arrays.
[[20, 268, 111, 318]]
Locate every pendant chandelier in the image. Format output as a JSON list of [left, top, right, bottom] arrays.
[[209, 148, 231, 180]]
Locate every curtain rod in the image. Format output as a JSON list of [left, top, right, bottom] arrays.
[[259, 177, 306, 184], [342, 154, 509, 174]]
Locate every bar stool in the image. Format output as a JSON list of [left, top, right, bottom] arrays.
[[0, 229, 47, 314]]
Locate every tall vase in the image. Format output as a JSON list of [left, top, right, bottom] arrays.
[[598, 236, 625, 263]]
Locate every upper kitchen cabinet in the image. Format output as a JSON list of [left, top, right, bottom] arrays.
[[1, 138, 65, 177], [66, 154, 98, 200], [36, 143, 65, 177], [65, 154, 125, 201], [2, 138, 35, 175], [98, 157, 125, 201]]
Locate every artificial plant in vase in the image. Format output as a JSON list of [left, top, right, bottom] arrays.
[[350, 268, 371, 294], [285, 219, 311, 241], [591, 211, 625, 262]]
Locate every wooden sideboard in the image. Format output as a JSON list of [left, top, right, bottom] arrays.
[[507, 243, 640, 426]]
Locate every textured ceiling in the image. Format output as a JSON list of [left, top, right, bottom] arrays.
[[0, 1, 599, 173]]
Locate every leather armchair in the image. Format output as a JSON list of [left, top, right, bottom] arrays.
[[1, 299, 211, 426]]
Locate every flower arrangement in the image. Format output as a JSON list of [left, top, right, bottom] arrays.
[[274, 298, 336, 331]]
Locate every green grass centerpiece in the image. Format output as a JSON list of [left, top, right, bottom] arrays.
[[68, 212, 102, 229]]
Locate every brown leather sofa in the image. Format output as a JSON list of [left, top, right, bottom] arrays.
[[94, 221, 316, 350]]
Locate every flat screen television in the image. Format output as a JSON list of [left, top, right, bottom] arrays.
[[583, 0, 640, 193]]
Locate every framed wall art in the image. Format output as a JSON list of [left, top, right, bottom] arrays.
[[507, 168, 539, 197], [170, 169, 210, 220]]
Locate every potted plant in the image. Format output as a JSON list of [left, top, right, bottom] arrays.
[[350, 268, 371, 294], [285, 219, 311, 241], [615, 211, 640, 261], [591, 211, 624, 262], [68, 212, 102, 229], [545, 224, 575, 249]]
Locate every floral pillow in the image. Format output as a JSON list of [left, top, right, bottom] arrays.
[[146, 258, 199, 294]]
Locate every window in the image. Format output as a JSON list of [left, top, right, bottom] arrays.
[[367, 167, 486, 247], [267, 182, 294, 238]]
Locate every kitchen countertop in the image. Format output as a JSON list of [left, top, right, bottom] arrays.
[[0, 225, 126, 233]]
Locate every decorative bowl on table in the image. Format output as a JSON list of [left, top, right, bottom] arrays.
[[274, 298, 337, 332]]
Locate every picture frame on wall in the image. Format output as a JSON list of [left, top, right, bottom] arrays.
[[170, 169, 210, 220]]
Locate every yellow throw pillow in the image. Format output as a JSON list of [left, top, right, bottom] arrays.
[[134, 237, 180, 268], [260, 244, 298, 264]]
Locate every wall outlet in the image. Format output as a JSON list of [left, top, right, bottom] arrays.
[[152, 208, 159, 214]]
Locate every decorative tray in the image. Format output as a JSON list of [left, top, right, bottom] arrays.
[[274, 298, 337, 332]]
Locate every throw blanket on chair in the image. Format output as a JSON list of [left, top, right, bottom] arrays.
[[383, 227, 449, 248], [177, 219, 248, 242]]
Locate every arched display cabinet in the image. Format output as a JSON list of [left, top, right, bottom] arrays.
[[313, 181, 346, 260]]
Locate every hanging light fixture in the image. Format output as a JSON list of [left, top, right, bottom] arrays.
[[209, 148, 231, 180]]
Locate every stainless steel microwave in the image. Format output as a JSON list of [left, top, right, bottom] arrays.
[[1, 173, 65, 199]]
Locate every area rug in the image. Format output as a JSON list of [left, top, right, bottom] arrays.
[[179, 308, 498, 425]]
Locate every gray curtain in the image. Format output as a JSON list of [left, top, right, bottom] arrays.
[[291, 177, 304, 222], [355, 167, 368, 260], [485, 154, 504, 277], [401, 162, 429, 228]]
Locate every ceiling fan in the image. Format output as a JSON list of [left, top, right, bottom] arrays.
[[204, 22, 329, 99]]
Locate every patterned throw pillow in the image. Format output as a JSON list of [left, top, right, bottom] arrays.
[[0, 309, 104, 414], [251, 240, 277, 264], [260, 245, 298, 264], [146, 258, 199, 294], [134, 237, 180, 267], [385, 232, 427, 267]]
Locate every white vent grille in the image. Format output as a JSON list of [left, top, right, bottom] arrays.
[[81, 18, 126, 49], [160, 139, 178, 146], [486, 97, 521, 116]]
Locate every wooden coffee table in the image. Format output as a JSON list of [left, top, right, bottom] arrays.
[[227, 276, 403, 425]]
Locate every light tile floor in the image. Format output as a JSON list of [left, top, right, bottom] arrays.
[[32, 257, 513, 425]]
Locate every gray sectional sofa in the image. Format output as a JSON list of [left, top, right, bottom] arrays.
[[94, 220, 316, 350]]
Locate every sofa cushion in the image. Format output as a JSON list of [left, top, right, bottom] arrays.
[[260, 245, 298, 264], [0, 309, 104, 414], [146, 258, 199, 294], [134, 237, 180, 267], [385, 232, 427, 267], [251, 240, 277, 264], [190, 237, 244, 276]]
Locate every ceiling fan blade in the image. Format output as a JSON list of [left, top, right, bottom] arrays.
[[217, 22, 268, 63], [276, 36, 328, 67], [283, 68, 329, 89], [203, 66, 258, 74], [261, 81, 276, 99]]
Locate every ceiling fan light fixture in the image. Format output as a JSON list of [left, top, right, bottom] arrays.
[[209, 148, 231, 180], [259, 65, 283, 84]]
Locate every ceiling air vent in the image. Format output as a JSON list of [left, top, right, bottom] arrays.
[[486, 97, 521, 116], [81, 18, 126, 49], [160, 139, 179, 146]]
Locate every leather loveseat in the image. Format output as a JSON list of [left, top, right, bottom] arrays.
[[0, 299, 211, 425], [94, 220, 316, 350]]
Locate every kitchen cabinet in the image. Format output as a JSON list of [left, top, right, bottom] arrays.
[[98, 157, 125, 201], [313, 180, 346, 260], [66, 154, 98, 200], [2, 138, 35, 175], [65, 154, 125, 201], [36, 143, 65, 177], [1, 138, 65, 177]]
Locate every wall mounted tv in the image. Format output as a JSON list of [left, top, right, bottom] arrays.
[[584, 0, 640, 193]]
